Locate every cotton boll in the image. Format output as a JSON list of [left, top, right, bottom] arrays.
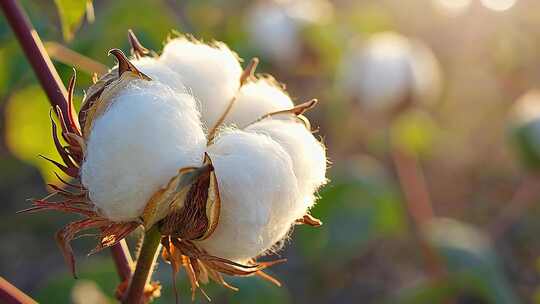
[[159, 37, 243, 129], [196, 130, 300, 262], [246, 118, 326, 216], [81, 80, 206, 222], [131, 56, 187, 93], [246, 0, 333, 65], [339, 32, 441, 112], [246, 1, 301, 64], [223, 78, 294, 127], [283, 0, 334, 24]]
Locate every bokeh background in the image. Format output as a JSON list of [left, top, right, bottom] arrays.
[[2, 0, 540, 303]]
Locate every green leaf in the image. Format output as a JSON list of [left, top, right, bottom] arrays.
[[55, 0, 93, 41], [35, 258, 119, 303], [5, 85, 67, 183], [424, 218, 520, 304]]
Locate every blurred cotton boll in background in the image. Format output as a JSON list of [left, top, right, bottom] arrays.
[[509, 91, 540, 171], [338, 32, 442, 114], [71, 280, 109, 304], [246, 0, 333, 65], [480, 0, 517, 11], [432, 0, 472, 16]]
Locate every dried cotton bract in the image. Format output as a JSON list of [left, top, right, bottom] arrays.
[[28, 31, 327, 300]]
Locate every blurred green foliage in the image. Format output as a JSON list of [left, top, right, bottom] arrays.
[[54, 0, 92, 41]]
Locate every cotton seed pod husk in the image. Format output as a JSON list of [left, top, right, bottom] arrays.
[[147, 157, 220, 240]]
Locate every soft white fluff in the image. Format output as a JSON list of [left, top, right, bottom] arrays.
[[81, 80, 206, 222], [159, 37, 243, 129], [339, 32, 441, 111], [246, 118, 327, 216], [223, 78, 294, 127], [196, 130, 301, 262], [132, 56, 186, 93]]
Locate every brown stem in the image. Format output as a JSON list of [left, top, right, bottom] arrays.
[[0, 0, 134, 285], [0, 277, 37, 304], [391, 148, 446, 279]]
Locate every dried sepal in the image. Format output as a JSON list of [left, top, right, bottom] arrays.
[[49, 110, 79, 171], [80, 49, 152, 137], [55, 217, 110, 277], [249, 98, 318, 126], [108, 48, 151, 80], [128, 29, 151, 59], [91, 221, 139, 254], [66, 69, 82, 136], [198, 166, 220, 240], [159, 164, 213, 240], [82, 72, 147, 136], [19, 198, 93, 217], [160, 237, 286, 300], [295, 214, 323, 227], [79, 70, 117, 133]]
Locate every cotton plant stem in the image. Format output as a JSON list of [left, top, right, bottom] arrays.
[[0, 0, 134, 283], [123, 225, 161, 304], [391, 148, 447, 279], [489, 175, 540, 239], [0, 277, 37, 304]]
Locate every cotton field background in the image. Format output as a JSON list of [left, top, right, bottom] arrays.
[[1, 0, 540, 303]]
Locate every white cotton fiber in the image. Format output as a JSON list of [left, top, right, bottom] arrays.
[[159, 37, 243, 129], [196, 130, 300, 262], [246, 118, 327, 217], [81, 79, 206, 222], [223, 78, 294, 128], [131, 56, 187, 93]]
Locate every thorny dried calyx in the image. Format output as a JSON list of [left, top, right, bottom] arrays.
[[23, 30, 328, 302]]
